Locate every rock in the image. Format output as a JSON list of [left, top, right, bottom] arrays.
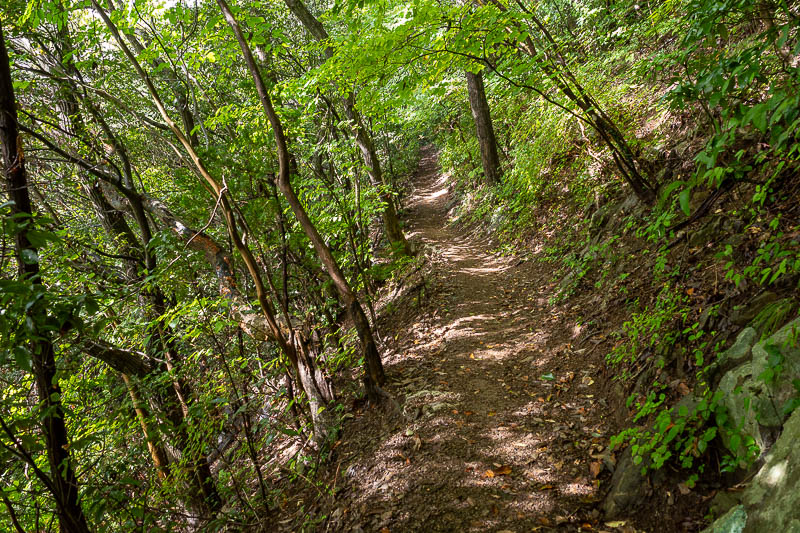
[[689, 216, 723, 248], [602, 448, 648, 519], [703, 406, 800, 532], [406, 389, 445, 400], [722, 216, 744, 235], [729, 292, 778, 327], [748, 317, 800, 427], [673, 140, 694, 159], [718, 362, 765, 460], [589, 205, 611, 236], [702, 505, 747, 533], [618, 193, 640, 215], [425, 401, 453, 414], [720, 328, 758, 367], [708, 490, 743, 519], [706, 328, 757, 387], [698, 305, 717, 332], [716, 318, 800, 460]]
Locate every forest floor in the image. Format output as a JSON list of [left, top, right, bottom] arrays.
[[301, 148, 699, 532]]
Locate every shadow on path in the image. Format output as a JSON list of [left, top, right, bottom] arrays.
[[328, 146, 614, 532]]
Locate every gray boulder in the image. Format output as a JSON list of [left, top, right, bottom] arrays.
[[703, 406, 800, 532], [707, 327, 757, 388], [717, 318, 800, 459], [749, 317, 800, 427], [717, 328, 758, 368], [718, 361, 764, 460], [602, 448, 648, 519], [704, 505, 747, 533]]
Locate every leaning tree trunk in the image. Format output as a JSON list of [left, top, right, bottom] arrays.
[[476, 0, 655, 201], [91, 0, 336, 442], [282, 0, 410, 255], [465, 70, 502, 186], [217, 0, 387, 403], [48, 16, 223, 510], [0, 22, 91, 533]]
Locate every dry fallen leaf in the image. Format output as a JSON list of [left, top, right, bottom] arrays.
[[590, 461, 603, 478], [678, 482, 691, 495], [485, 465, 512, 477], [495, 465, 512, 475]]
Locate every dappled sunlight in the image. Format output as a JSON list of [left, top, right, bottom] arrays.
[[422, 187, 450, 202], [766, 460, 787, 486], [333, 147, 614, 532]]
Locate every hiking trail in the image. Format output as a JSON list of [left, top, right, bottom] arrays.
[[323, 147, 619, 532]]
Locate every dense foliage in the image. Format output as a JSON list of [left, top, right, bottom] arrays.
[[1, 0, 799, 530]]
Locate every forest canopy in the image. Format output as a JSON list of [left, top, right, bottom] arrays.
[[1, 0, 799, 531]]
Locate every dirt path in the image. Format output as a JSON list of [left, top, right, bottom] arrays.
[[325, 147, 617, 532]]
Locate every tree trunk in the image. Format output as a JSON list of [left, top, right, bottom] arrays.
[[466, 70, 502, 186], [91, 0, 337, 442], [283, 0, 410, 255], [218, 0, 387, 403], [121, 374, 171, 480], [48, 16, 221, 510], [478, 0, 655, 201], [0, 22, 91, 533]]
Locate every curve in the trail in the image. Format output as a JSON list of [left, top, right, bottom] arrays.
[[331, 147, 613, 532]]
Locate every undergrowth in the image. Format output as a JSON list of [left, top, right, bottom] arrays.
[[431, 0, 800, 490]]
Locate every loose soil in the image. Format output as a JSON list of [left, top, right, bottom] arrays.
[[305, 147, 704, 532], [310, 148, 614, 533]]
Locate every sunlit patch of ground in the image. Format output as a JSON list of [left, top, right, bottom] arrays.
[[319, 147, 616, 533]]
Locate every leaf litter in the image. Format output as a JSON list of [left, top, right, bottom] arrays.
[[292, 149, 660, 532]]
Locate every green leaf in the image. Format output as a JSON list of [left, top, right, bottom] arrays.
[[26, 229, 59, 248], [20, 249, 38, 264], [765, 343, 784, 368], [540, 372, 555, 381], [13, 346, 32, 372], [679, 188, 691, 216], [660, 180, 685, 203]]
